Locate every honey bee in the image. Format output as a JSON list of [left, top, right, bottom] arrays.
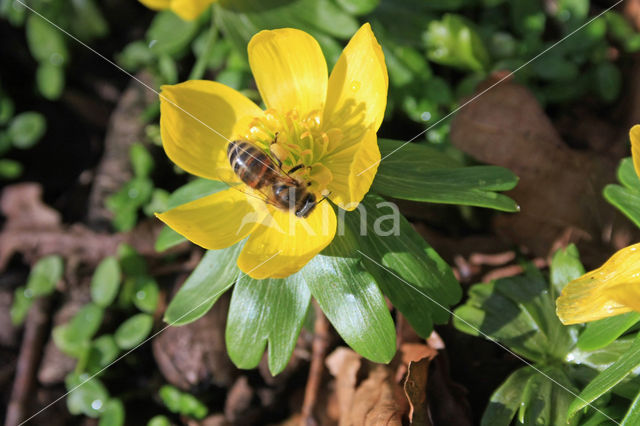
[[227, 139, 319, 218]]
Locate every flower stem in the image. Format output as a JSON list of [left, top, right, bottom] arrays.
[[188, 7, 218, 81]]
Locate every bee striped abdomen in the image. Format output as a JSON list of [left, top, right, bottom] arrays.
[[228, 140, 275, 189]]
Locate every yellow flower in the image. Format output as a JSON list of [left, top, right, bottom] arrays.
[[556, 125, 640, 324], [139, 0, 215, 21], [155, 24, 388, 279]]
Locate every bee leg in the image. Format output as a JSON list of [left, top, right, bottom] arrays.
[[288, 164, 305, 174]]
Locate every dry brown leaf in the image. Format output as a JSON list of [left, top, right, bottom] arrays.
[[152, 292, 235, 390], [348, 365, 404, 426], [450, 78, 616, 257], [404, 357, 432, 426], [325, 347, 362, 425]]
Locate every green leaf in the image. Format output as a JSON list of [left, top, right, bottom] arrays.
[[26, 14, 68, 65], [0, 159, 22, 179], [592, 61, 622, 103], [114, 313, 154, 350], [481, 367, 535, 426], [10, 286, 32, 326], [604, 184, 640, 228], [26, 255, 64, 297], [577, 313, 640, 351], [568, 332, 640, 418], [510, 0, 546, 37], [568, 336, 636, 372], [98, 399, 124, 426], [530, 51, 579, 82], [91, 257, 121, 307], [454, 274, 573, 363], [130, 143, 154, 178], [164, 242, 243, 325], [301, 228, 396, 363], [424, 14, 490, 72], [36, 62, 65, 100], [226, 273, 311, 374], [117, 243, 147, 277], [8, 111, 46, 149], [178, 393, 208, 419], [65, 373, 109, 418], [622, 392, 640, 425], [147, 415, 171, 426], [373, 139, 519, 211], [549, 244, 584, 296], [155, 226, 186, 252], [216, 0, 358, 65], [346, 196, 460, 337], [116, 40, 154, 71], [0, 96, 14, 125], [617, 158, 640, 191], [146, 10, 200, 57], [159, 385, 182, 412], [143, 188, 170, 216], [132, 276, 159, 313], [334, 0, 380, 15], [106, 177, 154, 231], [86, 335, 120, 375], [54, 303, 104, 357], [554, 0, 589, 31]]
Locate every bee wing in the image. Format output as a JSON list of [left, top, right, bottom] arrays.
[[228, 183, 279, 209]]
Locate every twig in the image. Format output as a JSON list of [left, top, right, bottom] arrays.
[[5, 296, 53, 426], [300, 301, 329, 426]]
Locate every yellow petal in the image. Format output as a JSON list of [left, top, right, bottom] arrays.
[[170, 0, 214, 20], [556, 243, 640, 324], [323, 130, 380, 210], [248, 28, 328, 115], [139, 0, 171, 11], [156, 187, 267, 250], [631, 124, 640, 179], [160, 80, 263, 183], [323, 23, 388, 134], [237, 202, 337, 279]]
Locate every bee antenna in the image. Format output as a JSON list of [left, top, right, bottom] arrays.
[[317, 192, 331, 204]]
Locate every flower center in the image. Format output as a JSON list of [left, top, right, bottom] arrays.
[[236, 108, 343, 197]]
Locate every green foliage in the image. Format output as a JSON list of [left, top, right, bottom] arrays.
[[454, 245, 591, 425], [158, 385, 208, 419], [227, 274, 310, 374], [106, 144, 156, 231], [91, 257, 122, 308], [10, 255, 63, 325], [8, 111, 46, 149], [604, 157, 640, 228], [424, 14, 489, 72], [114, 313, 154, 350], [373, 139, 519, 212]]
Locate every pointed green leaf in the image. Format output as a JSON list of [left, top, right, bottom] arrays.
[[65, 373, 109, 418], [604, 184, 640, 228], [26, 255, 64, 297], [155, 226, 187, 252], [480, 367, 535, 426], [568, 332, 640, 418], [622, 391, 640, 425], [577, 313, 640, 352], [26, 14, 69, 65], [550, 244, 585, 296], [226, 273, 311, 374], [617, 158, 640, 190], [568, 335, 636, 371], [373, 139, 519, 211], [302, 229, 396, 363], [114, 313, 153, 350], [86, 335, 120, 375], [424, 14, 490, 71], [146, 10, 200, 57], [10, 286, 32, 325], [91, 257, 121, 307], [164, 242, 243, 325], [132, 276, 159, 313], [347, 196, 460, 337], [99, 399, 124, 426]]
